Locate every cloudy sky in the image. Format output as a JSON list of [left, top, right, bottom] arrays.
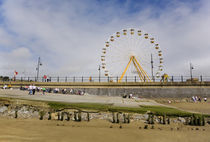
[[0, 0, 210, 78]]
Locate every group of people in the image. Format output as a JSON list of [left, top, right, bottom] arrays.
[[20, 85, 85, 96], [122, 93, 133, 99], [28, 84, 46, 95], [191, 96, 207, 102], [2, 84, 12, 89]]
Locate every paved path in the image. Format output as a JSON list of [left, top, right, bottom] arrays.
[[0, 89, 162, 107]]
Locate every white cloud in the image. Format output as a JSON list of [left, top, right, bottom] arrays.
[[0, 0, 210, 78]]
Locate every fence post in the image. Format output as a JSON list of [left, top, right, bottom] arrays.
[[135, 76, 136, 82], [171, 76, 174, 82], [200, 75, 202, 82], [116, 76, 118, 82], [82, 76, 83, 82], [21, 77, 23, 82], [73, 77, 75, 82], [65, 77, 67, 82], [126, 76, 127, 82], [144, 76, 146, 82], [181, 75, 183, 82], [107, 76, 109, 82], [57, 77, 59, 82], [49, 77, 51, 82]]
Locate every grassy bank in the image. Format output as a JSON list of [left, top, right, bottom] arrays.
[[0, 97, 209, 117], [48, 101, 196, 117]]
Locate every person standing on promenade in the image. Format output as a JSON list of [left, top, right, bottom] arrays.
[[28, 84, 33, 95], [32, 84, 36, 95], [42, 87, 46, 95]]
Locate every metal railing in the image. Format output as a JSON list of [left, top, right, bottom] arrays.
[[2, 75, 210, 83]]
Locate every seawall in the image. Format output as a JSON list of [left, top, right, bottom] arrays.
[[1, 81, 210, 98]]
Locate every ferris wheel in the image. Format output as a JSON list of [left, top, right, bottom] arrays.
[[101, 28, 164, 82]]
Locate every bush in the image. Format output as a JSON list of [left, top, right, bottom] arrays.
[[112, 112, 115, 123], [163, 114, 166, 125], [151, 114, 154, 124], [144, 125, 148, 129], [87, 112, 90, 121], [39, 111, 45, 120], [167, 117, 170, 124], [116, 113, 119, 123], [48, 112, 51, 120], [202, 116, 205, 126], [15, 110, 18, 118]]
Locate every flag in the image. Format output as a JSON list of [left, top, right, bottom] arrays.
[[43, 75, 47, 79], [14, 70, 18, 76]]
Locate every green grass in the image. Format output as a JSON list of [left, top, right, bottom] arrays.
[[48, 102, 112, 111], [1, 97, 208, 117], [139, 105, 192, 117], [48, 101, 195, 117]]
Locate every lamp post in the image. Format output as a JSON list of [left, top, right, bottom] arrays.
[[190, 62, 194, 81], [36, 57, 42, 82], [151, 54, 154, 81], [98, 65, 101, 82]]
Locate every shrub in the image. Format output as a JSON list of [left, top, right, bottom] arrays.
[[39, 111, 45, 120], [15, 110, 18, 119], [167, 117, 170, 124], [144, 125, 148, 129], [74, 111, 77, 121], [78, 111, 82, 121], [151, 114, 154, 124], [60, 112, 64, 121], [112, 112, 115, 123], [116, 113, 119, 123], [202, 116, 205, 126], [163, 114, 166, 125], [48, 112, 51, 120], [87, 112, 90, 121]]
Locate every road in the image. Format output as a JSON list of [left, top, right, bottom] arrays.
[[0, 89, 162, 107]]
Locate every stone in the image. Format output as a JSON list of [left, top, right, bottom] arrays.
[[0, 106, 8, 113], [178, 117, 186, 123]]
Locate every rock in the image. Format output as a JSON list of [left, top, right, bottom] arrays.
[[178, 117, 186, 123], [0, 106, 8, 113], [142, 114, 149, 120]]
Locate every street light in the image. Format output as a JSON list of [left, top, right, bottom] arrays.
[[190, 62, 194, 80], [98, 65, 101, 82], [36, 57, 42, 82], [151, 54, 154, 81]]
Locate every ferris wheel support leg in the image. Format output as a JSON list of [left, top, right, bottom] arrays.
[[119, 57, 133, 82], [133, 57, 151, 82], [132, 60, 144, 81]]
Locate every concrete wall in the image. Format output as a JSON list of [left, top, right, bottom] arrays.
[[79, 87, 210, 98], [1, 81, 210, 98]]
